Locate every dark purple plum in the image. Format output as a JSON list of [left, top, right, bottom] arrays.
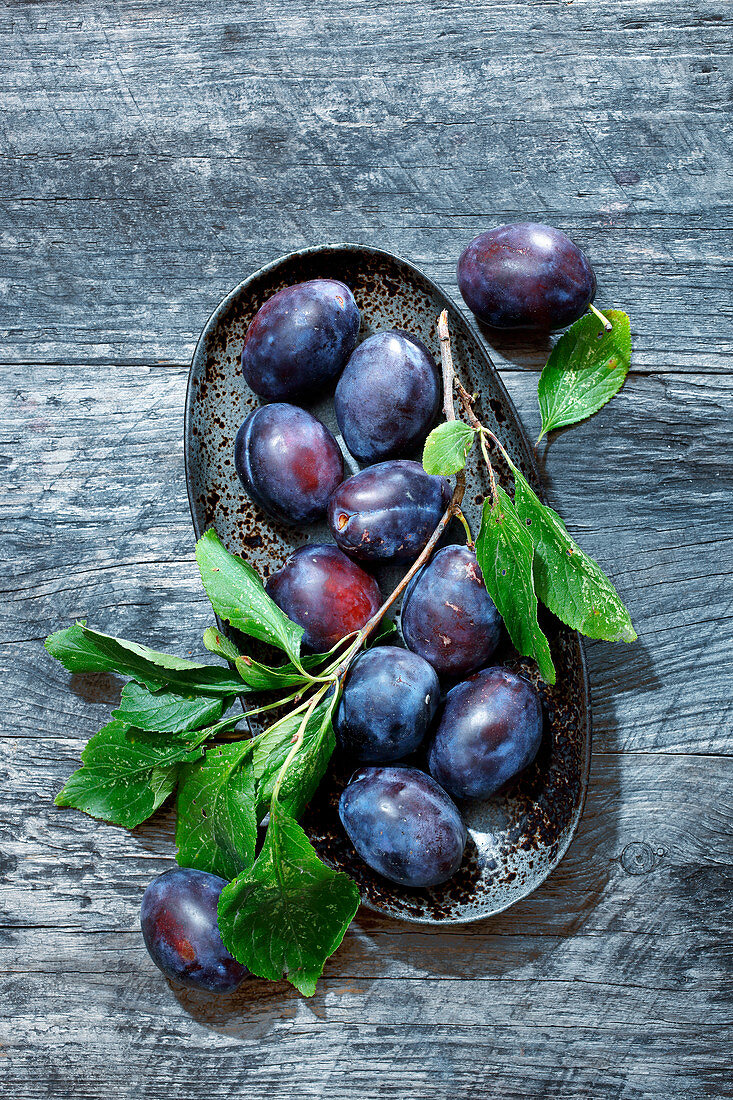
[[266, 544, 382, 652], [335, 646, 440, 763], [140, 867, 248, 994], [401, 545, 502, 677], [339, 766, 466, 887], [429, 667, 543, 800], [335, 330, 441, 462], [457, 223, 596, 330], [327, 460, 451, 564], [241, 279, 360, 401], [235, 403, 344, 525]]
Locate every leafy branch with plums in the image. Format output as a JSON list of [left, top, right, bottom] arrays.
[[46, 223, 635, 998]]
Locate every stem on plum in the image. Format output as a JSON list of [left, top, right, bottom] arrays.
[[588, 301, 613, 332]]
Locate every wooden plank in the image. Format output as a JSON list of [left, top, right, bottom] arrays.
[[1, 745, 731, 1096], [0, 4, 730, 1096], [2, 363, 730, 754], [0, 1010, 727, 1100], [2, 205, 729, 373], [0, 949, 729, 1100], [2, 365, 729, 1096], [0, 0, 730, 368]]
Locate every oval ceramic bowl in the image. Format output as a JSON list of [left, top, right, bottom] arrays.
[[184, 244, 591, 924]]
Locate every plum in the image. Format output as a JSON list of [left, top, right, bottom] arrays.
[[327, 460, 450, 564], [339, 765, 467, 887], [457, 223, 596, 330], [140, 867, 248, 994], [401, 545, 502, 677], [265, 544, 382, 652], [335, 646, 440, 762], [235, 403, 344, 525], [335, 330, 440, 462], [241, 279, 360, 401], [429, 667, 543, 800]]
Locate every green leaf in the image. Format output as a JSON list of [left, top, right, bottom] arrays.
[[204, 624, 322, 692], [537, 309, 632, 440], [422, 421, 476, 475], [235, 638, 395, 691], [476, 488, 555, 685], [217, 800, 360, 996], [55, 721, 211, 828], [195, 530, 304, 664], [45, 622, 244, 695], [512, 468, 637, 643], [252, 693, 337, 821], [205, 618, 396, 690], [112, 682, 225, 732], [202, 626, 241, 664], [176, 742, 257, 880], [235, 655, 312, 692]]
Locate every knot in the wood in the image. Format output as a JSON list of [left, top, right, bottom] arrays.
[[620, 841, 656, 876]]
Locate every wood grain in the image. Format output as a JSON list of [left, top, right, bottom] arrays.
[[3, 364, 730, 754], [0, 0, 731, 374], [1, 1, 731, 1097]]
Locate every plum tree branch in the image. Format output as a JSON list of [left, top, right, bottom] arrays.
[[255, 314, 473, 774], [271, 685, 328, 803], [438, 309, 457, 422], [438, 311, 499, 506], [335, 313, 474, 671], [348, 476, 465, 667]]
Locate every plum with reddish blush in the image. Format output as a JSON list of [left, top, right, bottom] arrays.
[[457, 223, 596, 330], [140, 868, 248, 994], [266, 545, 382, 653], [401, 545, 502, 677], [235, 403, 344, 525]]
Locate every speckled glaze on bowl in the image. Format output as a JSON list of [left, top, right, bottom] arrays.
[[184, 244, 591, 925]]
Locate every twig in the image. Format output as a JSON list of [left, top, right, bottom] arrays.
[[438, 313, 499, 506], [454, 508, 475, 549], [436, 309, 469, 504], [455, 378, 482, 432], [265, 315, 478, 754], [479, 424, 516, 472], [340, 478, 465, 676], [438, 309, 456, 422], [271, 686, 328, 802], [479, 431, 499, 505]]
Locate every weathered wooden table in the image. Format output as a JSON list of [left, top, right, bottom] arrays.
[[2, 3, 731, 1097]]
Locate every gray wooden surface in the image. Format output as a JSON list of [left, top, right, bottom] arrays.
[[1, 2, 731, 1098]]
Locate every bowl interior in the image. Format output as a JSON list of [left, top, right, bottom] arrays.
[[185, 245, 591, 924]]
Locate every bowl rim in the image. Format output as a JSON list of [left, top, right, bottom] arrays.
[[183, 241, 592, 925]]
